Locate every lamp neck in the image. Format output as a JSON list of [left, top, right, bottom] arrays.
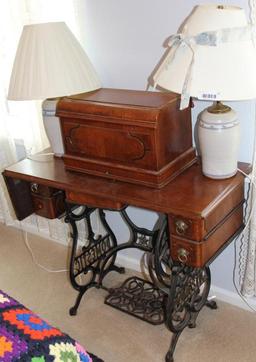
[[46, 97, 61, 101], [207, 101, 231, 114]]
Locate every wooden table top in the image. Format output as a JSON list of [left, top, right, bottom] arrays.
[[3, 156, 250, 219]]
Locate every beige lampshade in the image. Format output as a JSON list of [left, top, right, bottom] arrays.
[[8, 22, 101, 100], [153, 4, 256, 101]]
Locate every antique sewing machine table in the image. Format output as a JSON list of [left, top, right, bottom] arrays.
[[3, 157, 249, 362]]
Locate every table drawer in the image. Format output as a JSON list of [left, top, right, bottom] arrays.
[[30, 183, 60, 197], [168, 182, 244, 241], [66, 190, 126, 210], [31, 191, 65, 219], [168, 215, 204, 241], [170, 204, 243, 267]]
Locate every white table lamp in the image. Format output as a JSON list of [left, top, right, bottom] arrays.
[[152, 4, 256, 179], [8, 22, 101, 157]]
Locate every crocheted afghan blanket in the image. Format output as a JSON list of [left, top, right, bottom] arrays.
[[0, 290, 103, 362]]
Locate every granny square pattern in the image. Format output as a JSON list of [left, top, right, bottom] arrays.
[[0, 290, 103, 362]]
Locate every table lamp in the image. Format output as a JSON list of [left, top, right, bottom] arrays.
[[7, 22, 101, 157], [152, 4, 256, 179]]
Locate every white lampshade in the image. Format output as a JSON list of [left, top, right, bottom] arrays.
[[152, 4, 256, 180], [8, 22, 101, 100], [8, 21, 101, 157], [153, 4, 256, 101]]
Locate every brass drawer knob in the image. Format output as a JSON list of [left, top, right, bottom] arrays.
[[177, 248, 189, 263], [175, 219, 188, 235]]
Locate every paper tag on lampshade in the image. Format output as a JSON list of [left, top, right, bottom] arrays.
[[198, 91, 221, 101]]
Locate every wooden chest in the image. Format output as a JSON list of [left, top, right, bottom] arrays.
[[56, 88, 196, 188]]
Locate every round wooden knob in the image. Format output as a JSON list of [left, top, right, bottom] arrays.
[[36, 201, 43, 210]]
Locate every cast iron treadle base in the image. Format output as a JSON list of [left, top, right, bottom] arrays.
[[104, 276, 165, 325]]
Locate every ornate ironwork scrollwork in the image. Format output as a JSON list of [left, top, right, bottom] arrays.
[[120, 208, 156, 251], [65, 204, 159, 316], [148, 217, 172, 289], [105, 276, 165, 325], [65, 204, 124, 315], [164, 265, 214, 362], [98, 208, 158, 284], [64, 203, 217, 362], [146, 216, 217, 362]]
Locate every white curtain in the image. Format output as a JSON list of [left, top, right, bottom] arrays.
[[240, 177, 256, 296], [0, 0, 85, 244], [238, 0, 256, 297]]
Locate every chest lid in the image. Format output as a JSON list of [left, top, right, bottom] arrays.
[[56, 88, 181, 122]]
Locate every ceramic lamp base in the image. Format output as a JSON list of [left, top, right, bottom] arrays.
[[42, 98, 64, 157], [198, 102, 240, 179]]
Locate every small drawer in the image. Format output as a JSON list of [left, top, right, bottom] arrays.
[[31, 191, 66, 219], [168, 215, 204, 241], [170, 204, 244, 267], [30, 183, 59, 197], [66, 190, 126, 210], [170, 239, 195, 265]]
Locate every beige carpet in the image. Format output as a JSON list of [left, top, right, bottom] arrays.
[[1, 223, 256, 362]]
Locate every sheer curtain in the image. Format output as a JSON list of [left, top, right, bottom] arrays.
[[239, 0, 256, 295], [0, 0, 84, 243]]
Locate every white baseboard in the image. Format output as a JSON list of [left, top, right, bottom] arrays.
[[2, 219, 69, 246], [116, 253, 142, 273], [116, 253, 256, 313], [209, 285, 256, 312]]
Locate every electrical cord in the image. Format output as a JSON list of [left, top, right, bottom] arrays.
[[21, 227, 69, 273]]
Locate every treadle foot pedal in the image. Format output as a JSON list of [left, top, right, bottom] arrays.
[[104, 276, 165, 325]]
